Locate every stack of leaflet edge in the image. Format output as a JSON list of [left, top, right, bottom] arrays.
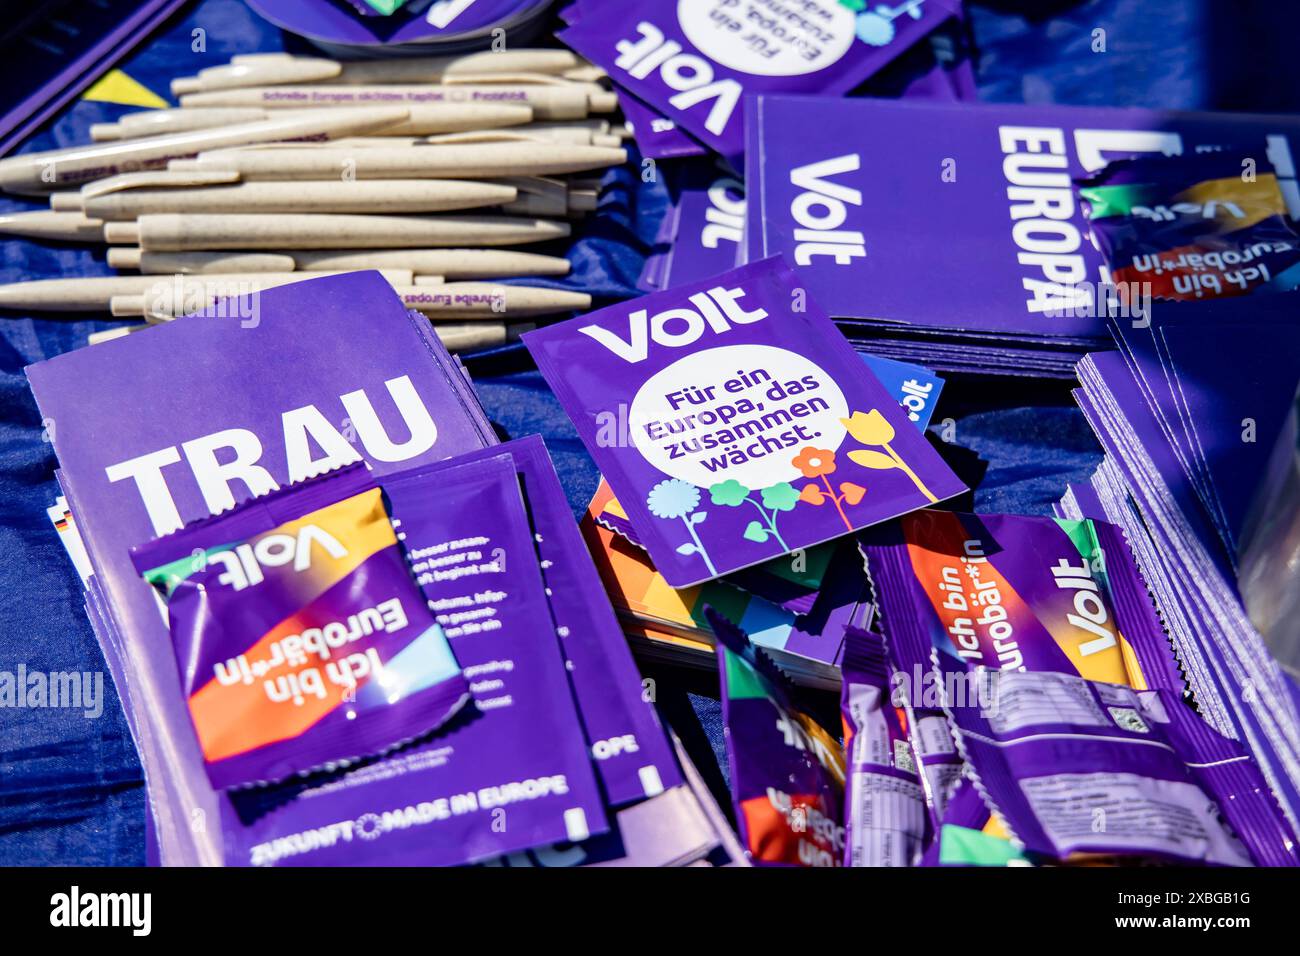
[[1061, 295, 1300, 831]]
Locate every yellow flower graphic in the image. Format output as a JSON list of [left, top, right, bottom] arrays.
[[840, 409, 937, 503]]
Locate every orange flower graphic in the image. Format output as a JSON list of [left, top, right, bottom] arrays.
[[790, 446, 857, 531], [792, 446, 837, 479]]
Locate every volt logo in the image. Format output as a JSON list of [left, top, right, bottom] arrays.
[[211, 525, 347, 591], [614, 22, 743, 136], [578, 284, 767, 363], [1050, 557, 1118, 656], [788, 154, 866, 266], [702, 175, 745, 249]]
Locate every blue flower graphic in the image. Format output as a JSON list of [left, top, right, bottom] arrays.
[[646, 478, 716, 576], [647, 479, 700, 519]]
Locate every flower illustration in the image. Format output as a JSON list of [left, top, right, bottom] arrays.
[[790, 447, 856, 531], [709, 479, 749, 507], [842, 410, 895, 446], [646, 479, 715, 576], [709, 479, 793, 552], [647, 479, 700, 519], [841, 408, 938, 503], [843, 0, 926, 48], [792, 446, 837, 478], [761, 482, 800, 513]]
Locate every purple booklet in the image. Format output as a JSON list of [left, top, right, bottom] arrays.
[[525, 256, 965, 587], [1161, 317, 1300, 550], [26, 272, 498, 864], [387, 435, 683, 807], [745, 96, 1300, 342]]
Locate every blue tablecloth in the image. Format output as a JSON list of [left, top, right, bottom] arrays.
[[3, 0, 1296, 865]]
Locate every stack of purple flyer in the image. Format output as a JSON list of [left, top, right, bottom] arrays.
[[559, 0, 968, 166], [744, 96, 1300, 377], [1062, 295, 1300, 834], [27, 271, 740, 867]]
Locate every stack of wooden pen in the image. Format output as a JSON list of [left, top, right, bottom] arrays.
[[0, 48, 629, 352]]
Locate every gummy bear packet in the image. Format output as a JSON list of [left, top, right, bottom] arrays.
[[708, 606, 845, 867], [132, 464, 470, 791], [390, 436, 682, 807], [861, 510, 1185, 696], [218, 452, 608, 865], [839, 625, 927, 866], [860, 509, 1186, 850], [944, 667, 1300, 867], [1077, 150, 1300, 301]]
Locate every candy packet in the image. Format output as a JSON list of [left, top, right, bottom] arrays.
[[840, 625, 927, 866], [943, 666, 1300, 866], [861, 510, 1185, 695], [920, 778, 1028, 867], [131, 465, 470, 791], [219, 454, 608, 865], [708, 606, 846, 866], [860, 509, 1186, 851], [524, 256, 965, 588], [583, 486, 873, 689], [1077, 150, 1300, 301], [559, 0, 960, 163]]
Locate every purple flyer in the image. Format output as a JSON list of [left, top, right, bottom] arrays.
[[524, 256, 965, 587], [746, 95, 1300, 340], [560, 0, 956, 162]]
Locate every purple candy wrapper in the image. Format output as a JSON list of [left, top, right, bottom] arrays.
[[132, 464, 469, 791], [919, 778, 1027, 867], [1078, 150, 1300, 301], [840, 625, 927, 866], [945, 667, 1299, 867], [709, 606, 845, 866], [559, 0, 957, 163], [861, 510, 1183, 696], [524, 256, 966, 588], [392, 435, 682, 806], [860, 510, 1186, 851], [218, 454, 607, 865]]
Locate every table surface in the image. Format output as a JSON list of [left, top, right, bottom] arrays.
[[2, 0, 1296, 865]]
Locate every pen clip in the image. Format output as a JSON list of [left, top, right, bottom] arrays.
[[80, 169, 242, 199], [423, 131, 550, 146], [489, 176, 566, 199]]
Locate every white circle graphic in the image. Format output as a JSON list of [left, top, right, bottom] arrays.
[[677, 0, 857, 77], [630, 344, 848, 490]]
